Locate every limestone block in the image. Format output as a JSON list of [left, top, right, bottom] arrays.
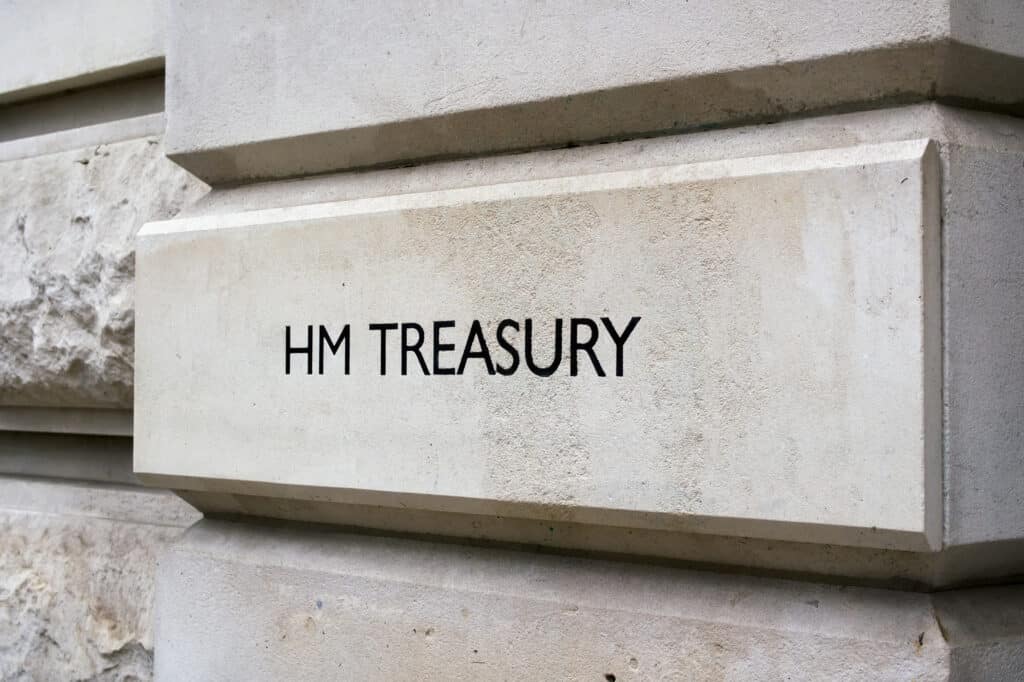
[[0, 134, 207, 409], [135, 139, 942, 551], [134, 104, 1024, 581], [154, 519, 1024, 681], [0, 477, 200, 681], [0, 0, 164, 103], [942, 141, 1024, 546], [164, 0, 1024, 182]]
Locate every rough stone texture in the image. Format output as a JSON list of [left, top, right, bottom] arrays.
[[0, 135, 207, 409], [165, 0, 1024, 182], [155, 519, 1024, 681], [0, 477, 200, 681]]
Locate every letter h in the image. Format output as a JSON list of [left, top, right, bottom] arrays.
[[285, 325, 314, 375]]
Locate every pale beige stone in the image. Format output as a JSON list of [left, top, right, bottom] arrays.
[[136, 139, 941, 551], [154, 519, 1024, 681], [166, 103, 1024, 562], [0, 0, 164, 103], [165, 0, 1024, 182], [0, 478, 200, 681], [0, 133, 207, 409]]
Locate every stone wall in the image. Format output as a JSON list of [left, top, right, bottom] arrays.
[[0, 13, 207, 677], [0, 479, 199, 681], [3, 2, 1024, 680], [0, 134, 206, 408]]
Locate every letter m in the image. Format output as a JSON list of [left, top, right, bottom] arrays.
[[319, 324, 350, 375]]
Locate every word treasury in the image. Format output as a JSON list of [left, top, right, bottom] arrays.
[[285, 317, 642, 377]]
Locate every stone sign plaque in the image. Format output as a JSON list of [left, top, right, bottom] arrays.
[[135, 140, 940, 550]]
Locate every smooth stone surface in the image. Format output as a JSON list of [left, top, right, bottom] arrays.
[[0, 477, 200, 681], [164, 0, 1024, 182], [169, 103, 1024, 557], [0, 133, 207, 409], [943, 141, 1024, 546], [153, 519, 1024, 681], [136, 139, 941, 551], [0, 0, 164, 103], [180, 488, 1024, 590]]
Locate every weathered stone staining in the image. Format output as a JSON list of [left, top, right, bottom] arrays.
[[135, 139, 942, 551], [6, 0, 1024, 678], [0, 478, 200, 681], [285, 317, 641, 377], [156, 519, 1024, 682], [163, 0, 1024, 182]]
